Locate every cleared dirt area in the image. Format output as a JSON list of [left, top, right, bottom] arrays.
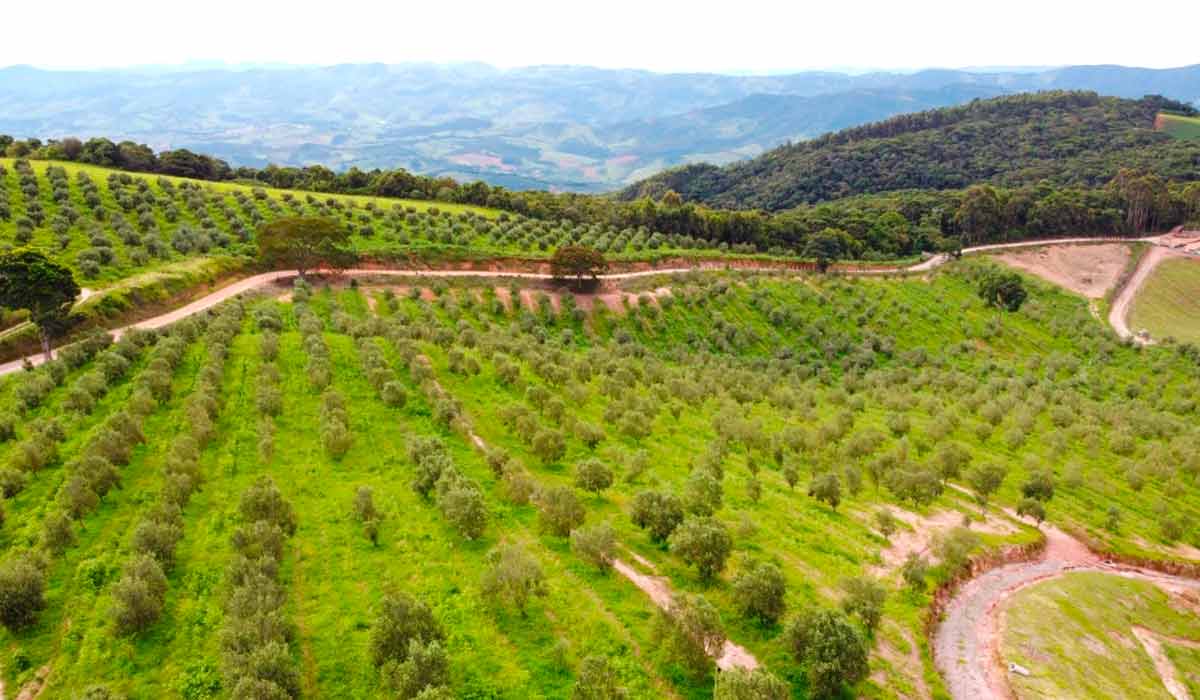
[[994, 243, 1131, 298], [871, 506, 1017, 576]]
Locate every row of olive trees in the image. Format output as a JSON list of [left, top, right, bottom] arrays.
[[0, 321, 199, 631], [221, 476, 300, 698], [112, 301, 243, 634]]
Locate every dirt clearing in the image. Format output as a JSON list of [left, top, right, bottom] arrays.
[[995, 243, 1131, 298]]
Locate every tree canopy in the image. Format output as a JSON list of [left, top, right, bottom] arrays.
[[550, 246, 608, 290], [0, 249, 80, 360], [256, 217, 356, 277]]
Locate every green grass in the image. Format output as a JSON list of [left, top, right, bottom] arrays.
[[1001, 572, 1200, 699], [1129, 257, 1200, 344], [2, 262, 1200, 698], [1158, 112, 1200, 141]]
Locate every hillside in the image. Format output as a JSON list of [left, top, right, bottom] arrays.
[[0, 262, 1198, 698], [1157, 111, 1200, 140], [1, 64, 1197, 191], [620, 92, 1200, 211]]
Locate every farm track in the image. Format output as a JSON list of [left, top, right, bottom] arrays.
[[934, 486, 1200, 700], [0, 235, 1168, 378]]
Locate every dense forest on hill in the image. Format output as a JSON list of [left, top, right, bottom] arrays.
[[619, 92, 1200, 211]]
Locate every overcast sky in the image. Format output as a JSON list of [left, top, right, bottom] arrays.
[[5, 0, 1197, 73]]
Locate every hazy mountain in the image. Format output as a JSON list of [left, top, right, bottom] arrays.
[[0, 62, 1196, 191]]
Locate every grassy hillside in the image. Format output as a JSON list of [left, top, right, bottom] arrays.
[[621, 92, 1200, 211], [1002, 573, 1200, 699], [1159, 112, 1200, 141], [0, 157, 753, 294], [0, 262, 1198, 698], [1129, 257, 1200, 343]]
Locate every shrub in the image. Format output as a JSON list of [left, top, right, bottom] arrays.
[[112, 554, 168, 635], [0, 552, 46, 630], [383, 639, 450, 698], [784, 607, 869, 699], [875, 509, 899, 540], [132, 518, 184, 571], [840, 576, 886, 633], [481, 543, 546, 615], [713, 668, 790, 700], [42, 511, 76, 554], [354, 486, 378, 522], [656, 594, 723, 681], [382, 381, 408, 408], [538, 486, 585, 537], [570, 522, 615, 573], [808, 472, 842, 509], [901, 553, 929, 592], [732, 559, 786, 625], [574, 459, 614, 495], [630, 490, 684, 542], [572, 655, 626, 700], [240, 477, 297, 535], [370, 591, 446, 667], [668, 516, 733, 580], [682, 468, 723, 516]]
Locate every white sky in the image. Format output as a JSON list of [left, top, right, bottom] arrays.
[[5, 0, 1198, 73]]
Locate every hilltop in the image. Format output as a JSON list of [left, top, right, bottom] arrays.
[[620, 92, 1200, 211]]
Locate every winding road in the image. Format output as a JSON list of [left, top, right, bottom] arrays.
[[934, 490, 1200, 700], [0, 235, 1171, 379]]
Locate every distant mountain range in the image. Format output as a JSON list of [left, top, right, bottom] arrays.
[[0, 62, 1197, 192]]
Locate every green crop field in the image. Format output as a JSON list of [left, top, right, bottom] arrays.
[[1129, 257, 1200, 344], [1002, 572, 1200, 699], [0, 261, 1198, 699], [1158, 112, 1200, 141], [0, 157, 785, 294]]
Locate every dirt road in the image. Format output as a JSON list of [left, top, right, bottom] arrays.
[[1108, 244, 1184, 341], [934, 490, 1200, 700], [0, 236, 1166, 378]]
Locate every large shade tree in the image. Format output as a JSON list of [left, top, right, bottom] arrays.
[[550, 245, 608, 290], [0, 249, 80, 361], [257, 217, 356, 278]]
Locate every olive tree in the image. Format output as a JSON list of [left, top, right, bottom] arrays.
[[630, 490, 684, 542], [481, 543, 547, 616], [668, 516, 733, 580], [713, 668, 790, 700], [656, 594, 723, 681], [732, 559, 786, 625], [784, 607, 869, 699]]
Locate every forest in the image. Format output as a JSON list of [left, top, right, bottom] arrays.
[[620, 92, 1200, 211]]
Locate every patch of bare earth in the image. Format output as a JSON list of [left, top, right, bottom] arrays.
[[995, 244, 1131, 298], [610, 558, 758, 671], [872, 507, 1016, 576], [1131, 626, 1196, 700]]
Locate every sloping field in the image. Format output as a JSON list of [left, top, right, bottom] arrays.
[[1001, 572, 1200, 699], [0, 264, 1198, 698], [1129, 257, 1200, 343], [1158, 112, 1200, 141]]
